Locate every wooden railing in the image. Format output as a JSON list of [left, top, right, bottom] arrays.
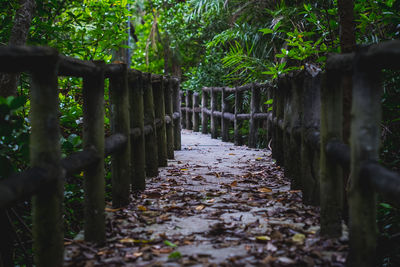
[[181, 40, 400, 267], [0, 46, 181, 267]]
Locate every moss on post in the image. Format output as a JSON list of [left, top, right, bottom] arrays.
[[193, 92, 200, 132], [109, 65, 130, 208], [172, 78, 181, 150], [347, 52, 381, 267], [82, 61, 106, 244], [201, 89, 209, 134], [128, 70, 146, 191], [143, 73, 159, 177], [30, 52, 64, 267], [221, 87, 230, 142], [152, 74, 167, 167], [249, 84, 261, 148], [320, 69, 343, 237], [164, 77, 174, 159]]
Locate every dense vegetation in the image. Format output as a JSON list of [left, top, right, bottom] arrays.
[[0, 0, 399, 266]]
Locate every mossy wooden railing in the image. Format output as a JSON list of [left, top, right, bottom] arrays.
[[0, 46, 181, 267], [181, 40, 400, 267]]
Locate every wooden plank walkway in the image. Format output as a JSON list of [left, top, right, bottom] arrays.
[[64, 130, 348, 266]]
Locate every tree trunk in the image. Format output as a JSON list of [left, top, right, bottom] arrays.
[[0, 0, 36, 97]]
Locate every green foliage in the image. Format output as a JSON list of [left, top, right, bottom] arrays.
[[0, 96, 29, 179]]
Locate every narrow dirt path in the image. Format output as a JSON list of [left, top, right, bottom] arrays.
[[64, 130, 348, 266]]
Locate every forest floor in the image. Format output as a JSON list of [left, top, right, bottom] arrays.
[[64, 130, 348, 267]]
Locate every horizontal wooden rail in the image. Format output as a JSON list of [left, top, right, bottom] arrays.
[[0, 45, 182, 267], [178, 40, 400, 267]]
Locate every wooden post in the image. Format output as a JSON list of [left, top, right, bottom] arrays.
[[109, 64, 130, 207], [275, 78, 285, 165], [288, 75, 303, 190], [201, 89, 209, 134], [143, 72, 159, 177], [249, 84, 261, 148], [152, 74, 167, 167], [193, 92, 200, 132], [234, 88, 243, 146], [301, 69, 321, 206], [180, 91, 186, 129], [30, 52, 64, 266], [210, 88, 218, 139], [320, 69, 343, 237], [347, 51, 381, 267], [221, 87, 230, 142], [82, 61, 106, 244], [282, 79, 292, 179], [172, 78, 181, 150], [128, 70, 146, 191], [164, 77, 174, 159], [185, 90, 193, 130]]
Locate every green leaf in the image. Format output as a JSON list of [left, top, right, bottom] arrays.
[[164, 240, 178, 248], [259, 28, 273, 34], [168, 251, 182, 260]]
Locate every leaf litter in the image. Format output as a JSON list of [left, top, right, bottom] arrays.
[[64, 130, 347, 266]]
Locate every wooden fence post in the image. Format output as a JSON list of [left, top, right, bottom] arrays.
[[164, 77, 174, 159], [201, 89, 209, 134], [210, 88, 218, 139], [143, 72, 159, 177], [109, 64, 130, 207], [30, 52, 64, 266], [288, 74, 303, 190], [193, 92, 200, 132], [172, 78, 181, 150], [82, 61, 106, 243], [234, 88, 243, 146], [320, 68, 343, 237], [221, 87, 230, 142], [347, 51, 381, 267], [301, 69, 321, 205], [249, 84, 261, 148], [282, 78, 292, 179], [186, 90, 193, 130], [275, 78, 285, 165], [128, 70, 146, 190], [180, 91, 186, 129], [152, 74, 168, 167]]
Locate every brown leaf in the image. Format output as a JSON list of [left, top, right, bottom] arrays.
[[258, 187, 272, 193], [230, 181, 238, 187], [195, 205, 205, 211]]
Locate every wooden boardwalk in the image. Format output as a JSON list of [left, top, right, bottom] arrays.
[[64, 130, 347, 266]]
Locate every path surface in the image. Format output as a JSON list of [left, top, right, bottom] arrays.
[[64, 130, 348, 266]]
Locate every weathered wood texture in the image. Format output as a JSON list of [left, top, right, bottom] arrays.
[[201, 90, 209, 134], [193, 92, 200, 132], [30, 53, 64, 267], [185, 91, 193, 130], [172, 78, 181, 150], [152, 74, 168, 167], [234, 89, 243, 145], [347, 50, 381, 267], [143, 73, 159, 177], [82, 61, 106, 244], [210, 88, 218, 138], [109, 65, 131, 208], [128, 70, 146, 190], [221, 88, 230, 142], [320, 69, 343, 238], [164, 77, 175, 159]]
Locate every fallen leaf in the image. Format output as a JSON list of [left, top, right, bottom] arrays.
[[228, 153, 236, 155], [196, 205, 205, 211], [105, 207, 122, 212], [180, 168, 189, 171], [292, 233, 306, 244], [164, 240, 178, 248], [230, 180, 238, 187], [258, 187, 272, 193], [168, 251, 182, 260], [256, 236, 271, 242], [138, 205, 147, 211]]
